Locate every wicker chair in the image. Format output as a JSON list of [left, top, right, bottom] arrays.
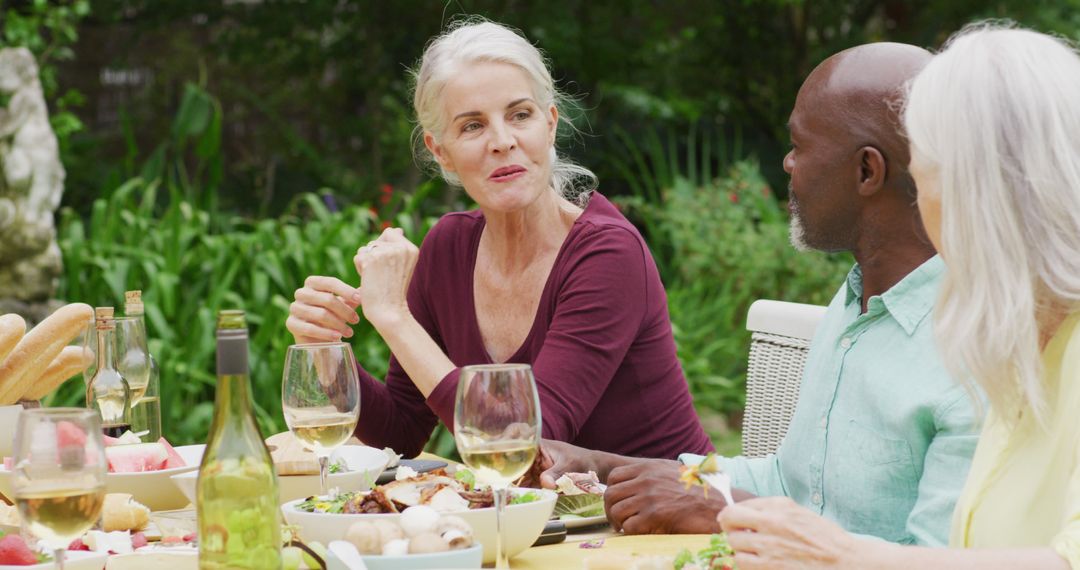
[[741, 299, 828, 457]]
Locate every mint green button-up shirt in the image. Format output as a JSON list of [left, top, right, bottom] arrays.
[[709, 257, 979, 545]]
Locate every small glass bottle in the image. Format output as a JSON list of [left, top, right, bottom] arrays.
[[85, 307, 132, 438], [197, 310, 282, 569], [124, 290, 162, 441]]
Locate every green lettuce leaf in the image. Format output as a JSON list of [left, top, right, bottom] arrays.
[[553, 494, 605, 518]]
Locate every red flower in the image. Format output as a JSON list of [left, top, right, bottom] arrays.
[[728, 192, 739, 204], [380, 183, 394, 205], [368, 206, 379, 218], [381, 220, 392, 230]]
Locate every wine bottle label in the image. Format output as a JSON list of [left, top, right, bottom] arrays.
[[216, 335, 249, 375]]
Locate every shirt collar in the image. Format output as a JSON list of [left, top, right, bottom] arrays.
[[843, 255, 945, 335]]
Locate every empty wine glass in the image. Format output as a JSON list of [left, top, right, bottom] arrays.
[[12, 408, 107, 570], [454, 364, 542, 569], [282, 342, 361, 495]]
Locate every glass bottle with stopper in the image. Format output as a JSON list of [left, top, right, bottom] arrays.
[[85, 307, 133, 438]]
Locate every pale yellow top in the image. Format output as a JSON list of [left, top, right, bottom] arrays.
[[950, 313, 1080, 567]]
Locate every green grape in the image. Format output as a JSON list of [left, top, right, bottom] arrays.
[[302, 542, 327, 569], [282, 547, 303, 570]]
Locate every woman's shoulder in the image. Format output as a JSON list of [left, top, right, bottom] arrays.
[[569, 192, 649, 255], [418, 209, 484, 248]]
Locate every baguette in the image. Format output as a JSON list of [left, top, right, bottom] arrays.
[[22, 345, 95, 401], [0, 314, 25, 364], [0, 303, 93, 405], [102, 493, 150, 532]]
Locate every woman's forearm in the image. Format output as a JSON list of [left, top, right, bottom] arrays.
[[371, 310, 456, 397], [864, 541, 1069, 570]]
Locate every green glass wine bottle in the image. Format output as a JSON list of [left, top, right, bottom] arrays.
[[197, 310, 281, 569]]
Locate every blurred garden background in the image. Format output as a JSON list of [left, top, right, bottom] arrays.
[[4, 0, 1077, 457]]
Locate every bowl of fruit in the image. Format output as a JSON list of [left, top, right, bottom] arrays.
[[0, 431, 203, 512]]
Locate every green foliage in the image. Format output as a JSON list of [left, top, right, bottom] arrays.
[[48, 181, 440, 444], [0, 0, 89, 153], [617, 161, 850, 414]]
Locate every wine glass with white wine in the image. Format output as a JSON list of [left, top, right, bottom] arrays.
[[12, 408, 107, 570], [282, 342, 361, 495], [454, 364, 542, 569]]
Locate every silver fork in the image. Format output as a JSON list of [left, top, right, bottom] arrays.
[[701, 471, 736, 507]]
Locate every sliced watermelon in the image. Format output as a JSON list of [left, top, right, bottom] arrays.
[[158, 437, 186, 469], [105, 443, 169, 473], [57, 421, 87, 448]]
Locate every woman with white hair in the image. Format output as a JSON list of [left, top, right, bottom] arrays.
[[714, 24, 1080, 570], [286, 19, 713, 460]]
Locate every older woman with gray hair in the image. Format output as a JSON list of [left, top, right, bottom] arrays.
[[715, 23, 1080, 570], [286, 19, 712, 459]]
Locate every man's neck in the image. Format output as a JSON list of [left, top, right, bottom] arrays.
[[851, 243, 936, 313]]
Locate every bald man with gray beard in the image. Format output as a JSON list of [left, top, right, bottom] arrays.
[[532, 43, 981, 546]]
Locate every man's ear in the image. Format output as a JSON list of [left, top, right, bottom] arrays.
[[424, 131, 455, 173], [856, 146, 887, 197]]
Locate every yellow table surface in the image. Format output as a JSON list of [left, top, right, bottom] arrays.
[[510, 534, 714, 569]]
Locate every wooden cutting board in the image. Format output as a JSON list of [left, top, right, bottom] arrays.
[[264, 431, 363, 476]]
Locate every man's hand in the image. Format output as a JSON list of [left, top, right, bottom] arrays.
[[604, 461, 727, 534]]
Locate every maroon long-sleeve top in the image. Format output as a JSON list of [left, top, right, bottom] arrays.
[[355, 193, 714, 459]]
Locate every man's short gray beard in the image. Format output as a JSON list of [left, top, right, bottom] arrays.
[[789, 211, 811, 252]]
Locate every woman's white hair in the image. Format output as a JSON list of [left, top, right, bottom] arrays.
[[904, 22, 1080, 423], [411, 18, 597, 205]]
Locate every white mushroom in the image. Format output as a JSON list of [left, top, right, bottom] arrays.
[[371, 519, 404, 545], [436, 515, 472, 536], [381, 538, 410, 556], [408, 532, 450, 554], [399, 505, 441, 538], [344, 521, 382, 554], [441, 529, 473, 550], [436, 515, 474, 549]]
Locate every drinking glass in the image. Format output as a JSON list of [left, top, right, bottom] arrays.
[[454, 364, 542, 569], [12, 408, 107, 570], [114, 316, 157, 440], [282, 342, 361, 495]]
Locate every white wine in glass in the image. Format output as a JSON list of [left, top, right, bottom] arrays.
[[282, 342, 361, 495], [454, 364, 541, 568], [13, 408, 108, 570]]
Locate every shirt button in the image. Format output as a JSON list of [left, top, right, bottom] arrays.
[[811, 492, 822, 505], [839, 337, 852, 349]]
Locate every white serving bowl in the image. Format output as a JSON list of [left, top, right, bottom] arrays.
[[327, 543, 483, 570], [282, 488, 556, 565], [0, 444, 204, 512], [171, 444, 387, 506]]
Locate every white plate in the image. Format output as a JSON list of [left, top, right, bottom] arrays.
[[171, 444, 388, 505], [0, 550, 108, 570], [0, 445, 204, 512], [282, 488, 556, 565], [556, 513, 609, 530]]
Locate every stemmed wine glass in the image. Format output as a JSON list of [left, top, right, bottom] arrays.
[[12, 408, 107, 570], [282, 342, 361, 495], [454, 364, 542, 569]]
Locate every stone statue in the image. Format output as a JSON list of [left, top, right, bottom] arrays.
[[0, 47, 65, 315]]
